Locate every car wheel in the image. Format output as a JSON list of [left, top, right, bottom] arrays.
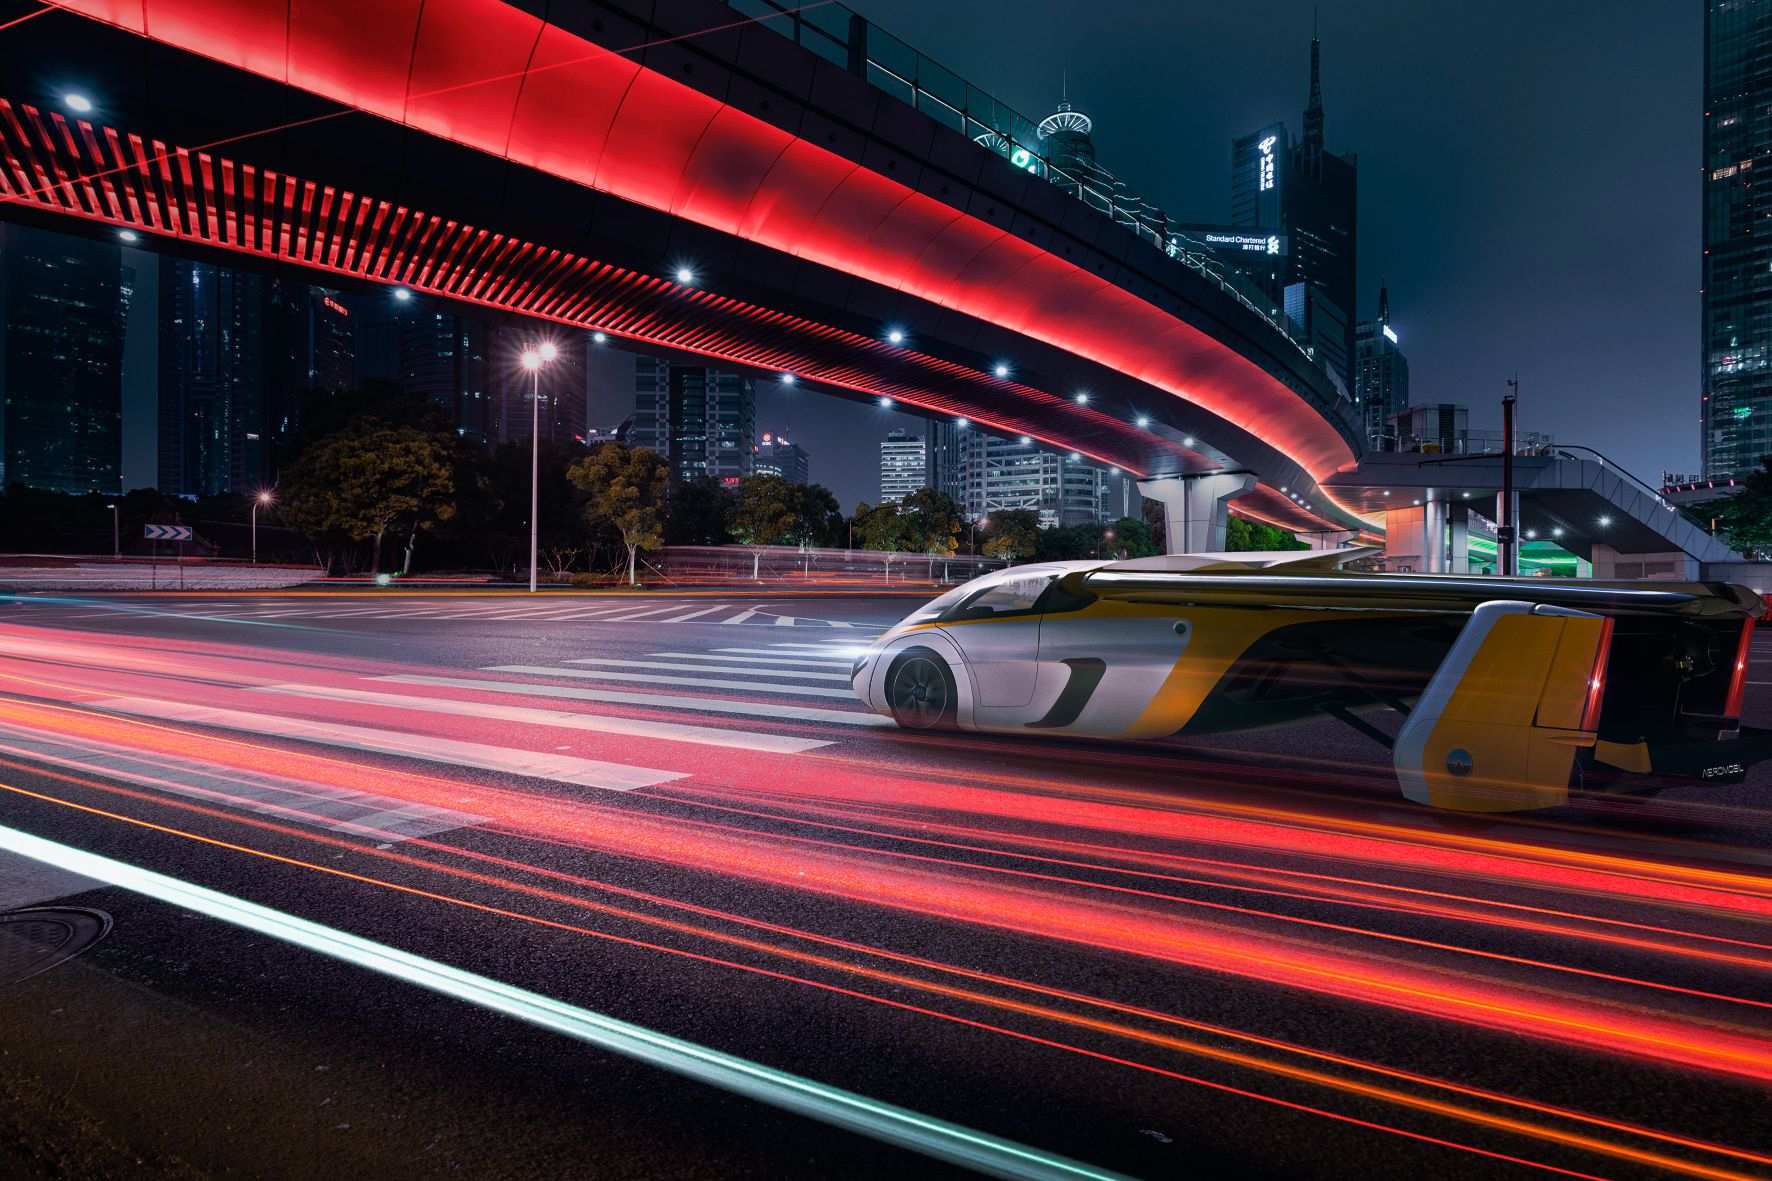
[[886, 648, 956, 730]]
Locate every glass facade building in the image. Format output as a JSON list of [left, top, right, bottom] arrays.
[[632, 358, 756, 486], [0, 224, 136, 494], [1703, 0, 1772, 477], [755, 432, 811, 485], [1354, 286, 1410, 449], [960, 433, 1105, 528]]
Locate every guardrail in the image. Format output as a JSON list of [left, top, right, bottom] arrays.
[[646, 545, 1005, 586]]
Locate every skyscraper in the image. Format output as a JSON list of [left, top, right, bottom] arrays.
[[157, 260, 307, 496], [1232, 34, 1358, 393], [0, 224, 136, 493], [756, 432, 811, 484], [924, 420, 963, 501], [1354, 284, 1410, 449], [1703, 0, 1772, 478], [401, 312, 491, 443], [960, 433, 1105, 528], [631, 357, 756, 485], [879, 428, 926, 503]]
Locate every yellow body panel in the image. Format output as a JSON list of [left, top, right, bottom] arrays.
[[1414, 613, 1606, 811]]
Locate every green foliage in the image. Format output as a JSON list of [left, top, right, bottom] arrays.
[[1715, 456, 1772, 554], [851, 500, 913, 552], [794, 484, 846, 547], [731, 474, 802, 547], [898, 488, 964, 554], [981, 509, 1041, 562], [1225, 515, 1307, 552], [1140, 498, 1167, 552], [665, 478, 736, 545], [1109, 516, 1158, 557], [569, 442, 669, 584], [278, 424, 456, 573]]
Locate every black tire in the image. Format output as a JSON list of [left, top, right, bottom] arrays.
[[885, 648, 957, 730]]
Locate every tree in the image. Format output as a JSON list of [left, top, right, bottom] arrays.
[[1225, 515, 1307, 552], [981, 508, 1041, 562], [731, 474, 801, 580], [569, 442, 669, 586], [1108, 516, 1158, 558], [1716, 456, 1772, 555], [899, 488, 963, 555], [852, 500, 914, 552], [794, 484, 845, 547], [281, 380, 451, 470], [278, 424, 456, 574], [1140, 498, 1167, 553], [665, 478, 736, 545]]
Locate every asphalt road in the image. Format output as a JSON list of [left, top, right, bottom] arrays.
[[0, 589, 1769, 1181]]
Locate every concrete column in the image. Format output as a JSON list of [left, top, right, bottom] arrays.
[[1299, 529, 1358, 550], [1137, 473, 1258, 554], [1423, 496, 1448, 573], [1380, 505, 1427, 572], [1447, 504, 1470, 574], [1496, 489, 1521, 576]]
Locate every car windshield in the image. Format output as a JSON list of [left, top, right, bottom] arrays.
[[942, 571, 1060, 620]]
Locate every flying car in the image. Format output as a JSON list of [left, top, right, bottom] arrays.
[[850, 549, 1770, 812]]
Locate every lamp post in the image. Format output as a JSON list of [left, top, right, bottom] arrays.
[[970, 515, 989, 556], [106, 503, 119, 559], [521, 341, 559, 592], [251, 490, 273, 563]]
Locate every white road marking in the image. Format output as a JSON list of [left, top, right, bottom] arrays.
[[86, 699, 687, 791], [0, 723, 486, 840], [483, 666, 855, 699], [379, 675, 891, 727], [568, 657, 849, 681], [0, 848, 102, 909], [772, 616, 797, 626], [253, 683, 831, 754], [708, 648, 852, 665], [722, 608, 765, 625], [661, 605, 732, 622]]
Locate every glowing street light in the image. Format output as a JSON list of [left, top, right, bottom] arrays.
[[591, 331, 607, 344], [521, 344, 558, 592], [1135, 416, 1149, 428], [393, 287, 412, 302], [63, 93, 92, 113], [955, 418, 969, 429], [1018, 436, 1031, 445], [887, 328, 905, 344], [118, 229, 138, 243], [251, 490, 274, 563], [1597, 515, 1613, 528], [1183, 436, 1195, 447], [1075, 392, 1089, 405], [779, 373, 796, 385], [878, 396, 893, 408], [993, 363, 1010, 378], [675, 267, 695, 284]]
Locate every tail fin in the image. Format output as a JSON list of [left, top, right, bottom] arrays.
[[1395, 601, 1612, 812]]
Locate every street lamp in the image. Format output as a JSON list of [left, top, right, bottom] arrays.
[[521, 343, 559, 592], [971, 515, 990, 556], [106, 503, 118, 559], [251, 490, 273, 563]]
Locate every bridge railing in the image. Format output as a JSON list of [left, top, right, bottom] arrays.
[[643, 545, 1005, 586]]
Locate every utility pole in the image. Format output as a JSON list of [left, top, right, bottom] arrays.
[[1500, 376, 1518, 577]]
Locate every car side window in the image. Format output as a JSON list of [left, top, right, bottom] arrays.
[[942, 573, 1058, 621]]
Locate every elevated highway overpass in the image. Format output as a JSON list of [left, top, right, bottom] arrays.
[[0, 0, 1370, 546]]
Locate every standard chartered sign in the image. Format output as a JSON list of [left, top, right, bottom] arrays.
[[1202, 231, 1281, 255]]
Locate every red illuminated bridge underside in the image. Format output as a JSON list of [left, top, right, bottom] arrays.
[[0, 97, 1187, 475], [52, 0, 1360, 496]]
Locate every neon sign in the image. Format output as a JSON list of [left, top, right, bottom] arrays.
[[1258, 135, 1276, 192]]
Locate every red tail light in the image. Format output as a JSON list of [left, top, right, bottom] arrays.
[[1578, 617, 1615, 733], [1724, 618, 1755, 722]]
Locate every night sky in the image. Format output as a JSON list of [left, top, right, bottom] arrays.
[[668, 0, 1698, 511]]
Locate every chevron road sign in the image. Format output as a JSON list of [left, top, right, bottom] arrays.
[[143, 524, 193, 541]]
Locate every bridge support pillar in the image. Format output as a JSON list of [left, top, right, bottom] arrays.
[[1138, 473, 1258, 555], [1588, 545, 1699, 581], [1299, 529, 1358, 550], [1448, 504, 1471, 574]]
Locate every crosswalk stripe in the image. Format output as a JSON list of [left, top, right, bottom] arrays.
[[597, 605, 702, 622], [767, 641, 861, 650], [87, 698, 688, 791], [654, 651, 849, 668], [722, 608, 765, 625], [0, 722, 486, 839], [483, 666, 855, 698], [708, 648, 852, 664], [253, 684, 831, 753], [565, 657, 850, 682], [772, 616, 797, 626], [380, 675, 891, 727], [662, 605, 732, 622]]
